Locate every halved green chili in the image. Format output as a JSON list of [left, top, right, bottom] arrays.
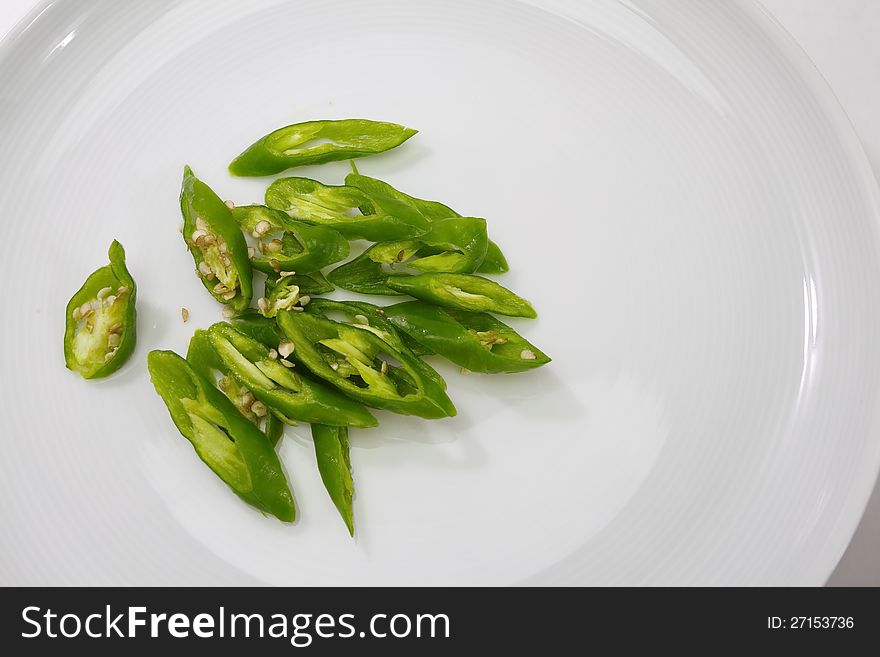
[[277, 310, 455, 419], [346, 170, 509, 274], [207, 323, 378, 428], [312, 424, 355, 536], [231, 311, 284, 347], [386, 273, 536, 318], [405, 216, 488, 273], [384, 302, 550, 373], [147, 350, 295, 521], [229, 118, 417, 176], [345, 171, 458, 220], [187, 329, 284, 446], [180, 167, 252, 312], [304, 297, 440, 376], [64, 240, 137, 379], [231, 204, 349, 275], [265, 177, 429, 241], [326, 241, 418, 296], [480, 241, 510, 275]]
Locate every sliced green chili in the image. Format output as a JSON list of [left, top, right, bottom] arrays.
[[259, 273, 304, 318], [407, 216, 488, 273], [207, 323, 378, 428], [266, 270, 333, 297], [346, 170, 509, 274], [326, 241, 419, 296], [230, 311, 284, 348], [384, 302, 550, 373], [277, 310, 455, 419], [312, 424, 355, 536], [187, 329, 284, 446], [147, 350, 295, 521], [304, 298, 442, 380], [230, 119, 417, 176], [64, 240, 137, 379], [480, 241, 510, 275], [265, 177, 429, 241], [180, 166, 252, 312], [231, 204, 349, 275], [386, 273, 536, 318]]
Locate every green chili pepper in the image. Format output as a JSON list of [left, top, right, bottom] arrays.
[[258, 273, 304, 318], [207, 322, 378, 428], [384, 301, 550, 373], [147, 350, 295, 521], [304, 297, 440, 377], [231, 204, 349, 275], [346, 170, 457, 220], [265, 177, 430, 241], [311, 424, 355, 536], [276, 310, 455, 419], [180, 167, 252, 312], [229, 119, 417, 177], [406, 216, 489, 273], [346, 170, 509, 274], [187, 329, 284, 446], [230, 311, 284, 347], [385, 273, 536, 318], [266, 270, 334, 297], [326, 241, 418, 296], [64, 241, 137, 379], [480, 241, 510, 275]]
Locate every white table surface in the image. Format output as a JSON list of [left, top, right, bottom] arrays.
[[0, 0, 877, 586]]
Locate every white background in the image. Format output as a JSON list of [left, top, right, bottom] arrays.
[[0, 0, 877, 586]]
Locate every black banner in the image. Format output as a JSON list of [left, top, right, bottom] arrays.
[[0, 587, 876, 652]]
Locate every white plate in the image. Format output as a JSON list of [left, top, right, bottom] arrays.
[[1, 0, 879, 586]]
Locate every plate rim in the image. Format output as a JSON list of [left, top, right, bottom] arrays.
[[739, 0, 880, 585]]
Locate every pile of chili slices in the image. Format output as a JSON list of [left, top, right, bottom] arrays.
[[65, 118, 550, 535]]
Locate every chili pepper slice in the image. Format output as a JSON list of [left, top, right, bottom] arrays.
[[229, 118, 417, 176], [265, 177, 429, 241], [64, 240, 137, 379], [187, 329, 284, 446], [180, 166, 252, 312], [407, 216, 489, 273], [207, 322, 378, 428], [231, 204, 349, 275], [311, 424, 355, 536], [276, 310, 456, 419], [230, 311, 284, 347], [266, 270, 334, 297], [346, 170, 509, 274], [147, 350, 295, 521], [346, 170, 457, 220], [384, 301, 550, 373], [258, 274, 304, 318], [480, 241, 510, 275], [386, 273, 537, 318], [304, 297, 441, 379], [326, 241, 419, 296]]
